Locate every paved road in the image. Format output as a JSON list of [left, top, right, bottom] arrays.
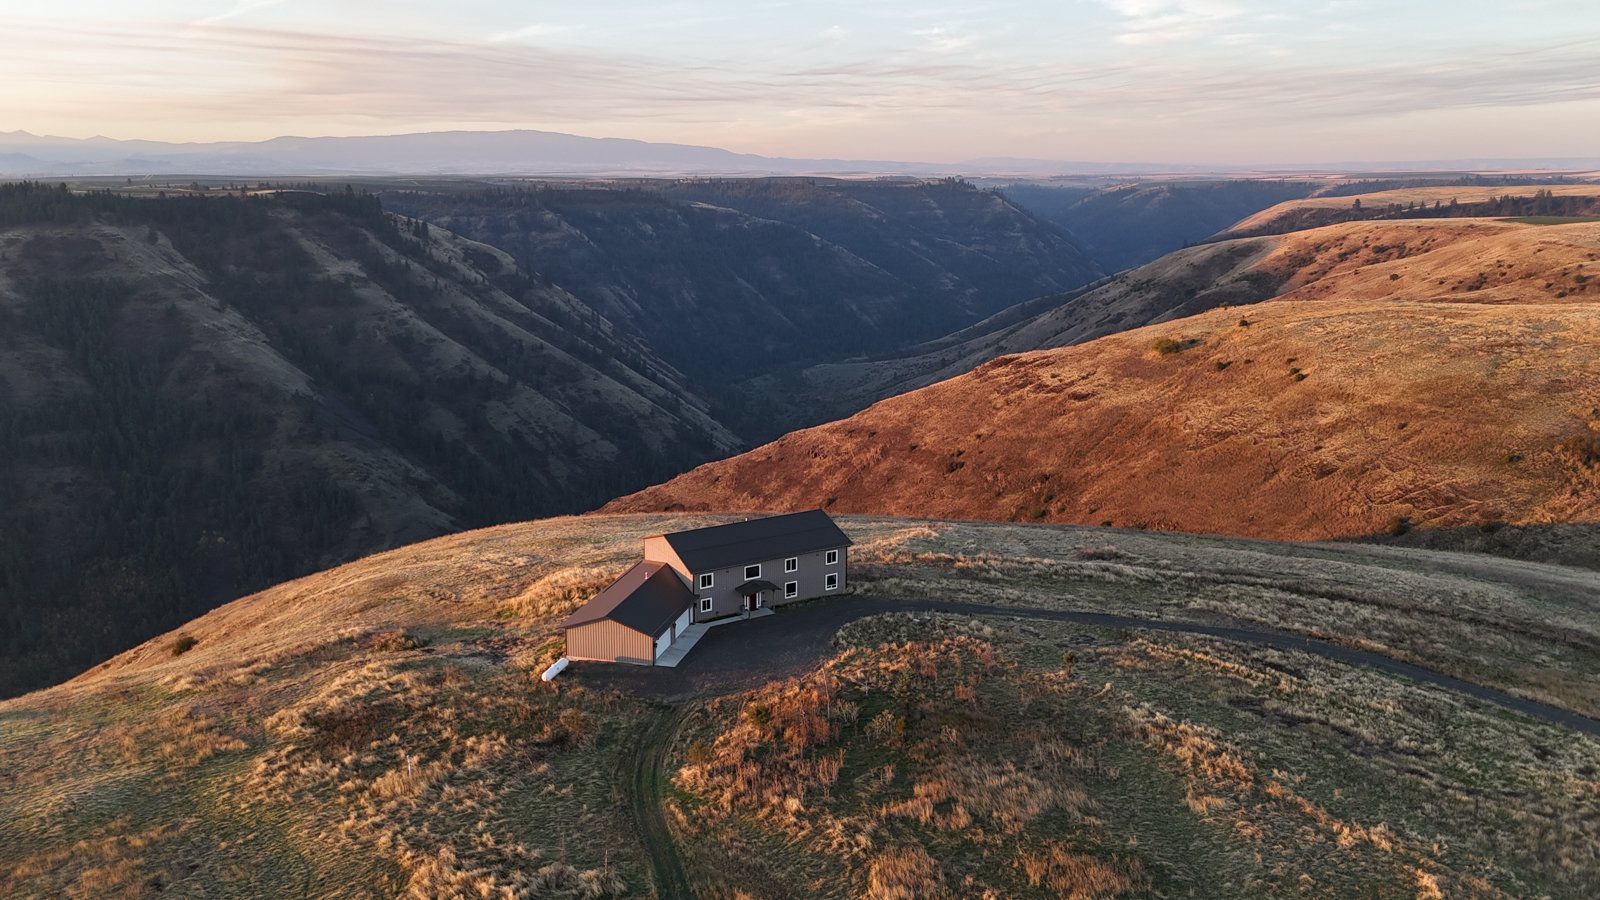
[[576, 595, 1600, 737]]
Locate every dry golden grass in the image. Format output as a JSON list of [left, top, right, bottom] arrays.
[[1016, 841, 1147, 899], [0, 514, 772, 897], [6, 513, 1600, 896], [677, 673, 855, 826], [611, 219, 1600, 551], [865, 846, 946, 899], [669, 608, 1598, 897], [1231, 184, 1600, 233]]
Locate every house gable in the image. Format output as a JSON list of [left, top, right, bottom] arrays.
[[560, 561, 693, 638]]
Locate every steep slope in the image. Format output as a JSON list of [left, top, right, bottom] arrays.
[[610, 220, 1600, 556], [382, 180, 1102, 388], [1007, 179, 1315, 271], [3, 515, 1598, 897], [797, 218, 1600, 417], [0, 184, 734, 697]]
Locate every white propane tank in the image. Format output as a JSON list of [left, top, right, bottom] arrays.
[[541, 657, 570, 682]]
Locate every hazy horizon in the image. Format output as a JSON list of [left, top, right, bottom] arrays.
[[5, 1, 1600, 166]]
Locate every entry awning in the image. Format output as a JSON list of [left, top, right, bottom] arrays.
[[737, 579, 779, 595]]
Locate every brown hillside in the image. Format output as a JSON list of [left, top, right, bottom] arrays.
[[609, 222, 1600, 545], [796, 218, 1600, 420], [1227, 184, 1600, 236]]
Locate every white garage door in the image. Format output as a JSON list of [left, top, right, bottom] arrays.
[[654, 628, 673, 661], [673, 608, 692, 638]]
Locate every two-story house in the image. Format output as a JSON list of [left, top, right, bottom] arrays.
[[560, 510, 852, 666]]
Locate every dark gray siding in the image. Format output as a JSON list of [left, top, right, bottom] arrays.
[[689, 546, 848, 621]]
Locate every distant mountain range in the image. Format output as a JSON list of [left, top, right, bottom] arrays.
[[4, 128, 1600, 178]]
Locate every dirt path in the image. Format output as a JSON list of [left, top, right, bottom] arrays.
[[621, 703, 695, 899]]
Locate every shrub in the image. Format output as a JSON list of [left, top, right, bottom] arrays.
[[366, 630, 426, 652], [1561, 431, 1600, 468], [170, 635, 198, 657], [1214, 360, 1231, 371], [745, 703, 773, 729], [1238, 318, 1251, 327], [1152, 336, 1187, 354], [1387, 516, 1412, 537]]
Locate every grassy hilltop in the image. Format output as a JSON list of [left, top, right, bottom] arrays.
[[3, 514, 1597, 897]]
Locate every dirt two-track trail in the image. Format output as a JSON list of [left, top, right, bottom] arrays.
[[607, 596, 1600, 898]]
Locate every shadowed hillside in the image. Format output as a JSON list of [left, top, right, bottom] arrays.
[[792, 217, 1600, 421], [381, 178, 1101, 436], [0, 184, 734, 697], [1006, 179, 1315, 271], [610, 219, 1600, 561]]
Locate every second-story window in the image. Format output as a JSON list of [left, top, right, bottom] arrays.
[[744, 564, 761, 579], [698, 573, 714, 590], [825, 549, 839, 565], [784, 557, 798, 573]]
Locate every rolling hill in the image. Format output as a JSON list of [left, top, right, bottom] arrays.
[[1005, 179, 1316, 271], [1222, 184, 1600, 238], [610, 219, 1600, 562], [793, 216, 1600, 419], [3, 514, 1597, 896], [0, 184, 734, 697]]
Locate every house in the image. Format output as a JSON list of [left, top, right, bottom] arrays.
[[560, 510, 853, 666]]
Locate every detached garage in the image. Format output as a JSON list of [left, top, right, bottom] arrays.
[[560, 561, 694, 666]]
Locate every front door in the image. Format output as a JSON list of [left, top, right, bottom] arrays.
[[744, 593, 761, 612]]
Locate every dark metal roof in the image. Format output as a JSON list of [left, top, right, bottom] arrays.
[[736, 579, 779, 594], [658, 509, 852, 572], [559, 561, 693, 638]]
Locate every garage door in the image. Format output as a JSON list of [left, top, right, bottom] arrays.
[[654, 628, 673, 662], [673, 608, 692, 638]]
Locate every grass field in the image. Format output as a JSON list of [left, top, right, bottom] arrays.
[[3, 514, 1597, 896], [667, 609, 1600, 897], [1502, 216, 1600, 225], [1230, 184, 1600, 232]]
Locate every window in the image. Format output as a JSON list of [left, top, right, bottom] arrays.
[[825, 573, 839, 591], [825, 549, 839, 565], [744, 564, 761, 579], [784, 557, 798, 573], [698, 573, 714, 590], [784, 581, 798, 598], [699, 596, 714, 613]]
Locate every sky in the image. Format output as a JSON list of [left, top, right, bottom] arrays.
[[4, 0, 1600, 164]]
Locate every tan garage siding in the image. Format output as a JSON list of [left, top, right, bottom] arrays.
[[566, 620, 654, 666]]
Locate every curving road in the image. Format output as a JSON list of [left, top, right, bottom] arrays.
[[586, 595, 1600, 737], [597, 595, 1600, 898]]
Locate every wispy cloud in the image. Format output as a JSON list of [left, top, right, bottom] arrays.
[[488, 23, 580, 43], [5, 11, 1599, 161], [193, 0, 290, 28], [912, 26, 977, 52], [1095, 0, 1246, 45]]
